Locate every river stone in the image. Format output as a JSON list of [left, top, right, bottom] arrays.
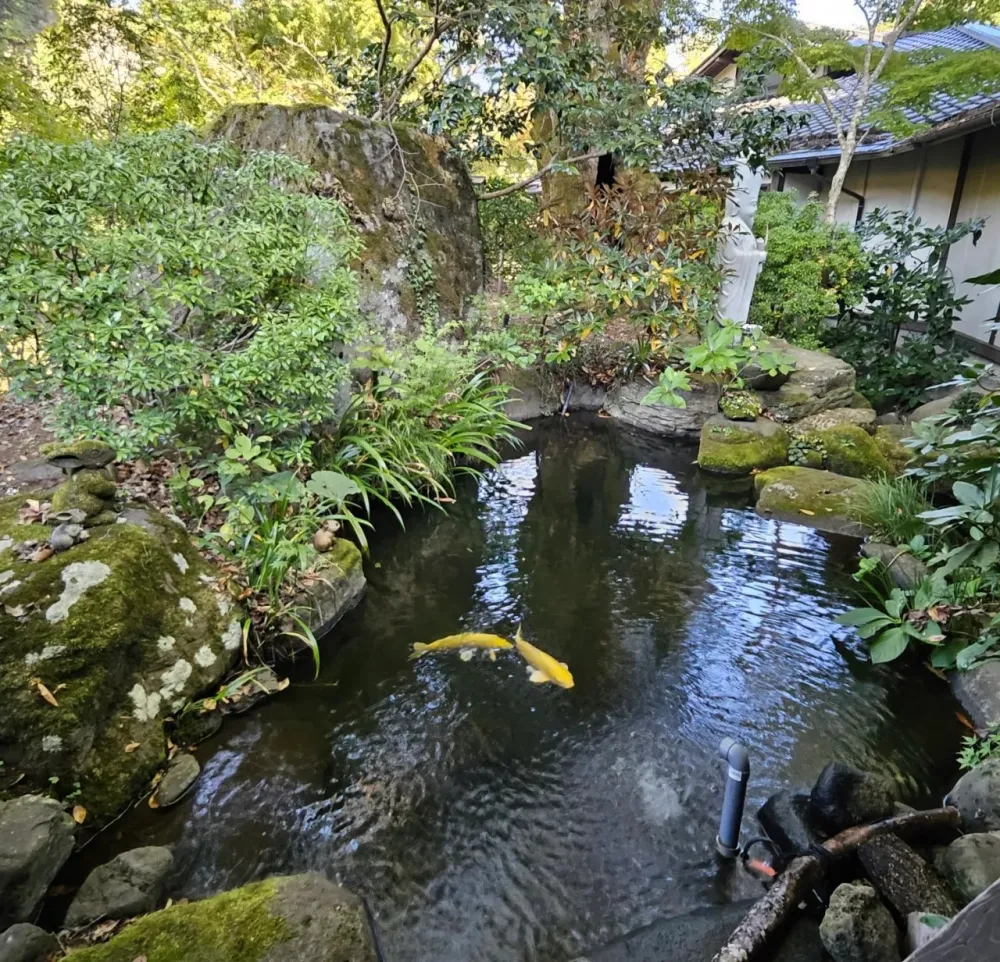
[[65, 873, 378, 962], [153, 754, 200, 808], [793, 407, 877, 434], [906, 388, 984, 424], [754, 466, 868, 536], [857, 834, 957, 918], [65, 846, 174, 928], [819, 882, 900, 962], [931, 833, 1000, 905], [292, 539, 366, 638], [0, 923, 59, 962], [604, 378, 722, 439], [951, 661, 1000, 730], [944, 759, 1000, 831], [697, 416, 789, 477], [861, 543, 929, 591], [214, 105, 482, 337], [810, 762, 895, 833], [0, 490, 241, 823], [756, 340, 856, 422], [757, 790, 826, 854], [0, 795, 75, 927]]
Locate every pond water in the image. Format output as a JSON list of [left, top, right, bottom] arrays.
[[80, 416, 963, 962]]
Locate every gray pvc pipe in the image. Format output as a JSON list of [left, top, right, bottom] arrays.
[[716, 737, 750, 858]]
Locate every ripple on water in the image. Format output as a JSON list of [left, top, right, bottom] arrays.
[[78, 416, 963, 962]]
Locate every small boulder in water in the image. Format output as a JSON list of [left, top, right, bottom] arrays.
[[931, 832, 1000, 905], [153, 754, 200, 808], [945, 759, 1000, 832], [65, 845, 174, 928], [810, 761, 895, 833], [819, 882, 900, 962], [757, 790, 825, 854]]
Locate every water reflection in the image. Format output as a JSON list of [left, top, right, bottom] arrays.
[[80, 416, 962, 962]]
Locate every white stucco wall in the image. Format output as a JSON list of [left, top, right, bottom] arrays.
[[775, 130, 1000, 347]]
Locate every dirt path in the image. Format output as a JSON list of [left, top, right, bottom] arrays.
[[0, 391, 54, 493]]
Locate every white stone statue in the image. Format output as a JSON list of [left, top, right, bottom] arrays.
[[716, 162, 767, 326]]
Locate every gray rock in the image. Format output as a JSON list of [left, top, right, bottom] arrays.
[[757, 339, 856, 422], [861, 543, 929, 591], [950, 660, 1000, 730], [876, 412, 903, 426], [64, 846, 173, 928], [810, 762, 895, 833], [819, 882, 900, 962], [757, 790, 826, 854], [945, 759, 1000, 832], [48, 523, 83, 553], [604, 378, 722, 439], [291, 539, 366, 639], [931, 833, 1000, 906], [0, 795, 75, 927], [793, 407, 877, 434], [153, 754, 200, 808], [906, 388, 983, 424], [0, 923, 59, 962]]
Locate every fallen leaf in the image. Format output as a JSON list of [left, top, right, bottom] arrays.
[[489, 651, 497, 662], [72, 804, 87, 824], [276, 677, 290, 691], [132, 956, 148, 962], [459, 649, 474, 662], [4, 605, 25, 617], [31, 546, 54, 563], [956, 711, 976, 731], [53, 683, 66, 694], [124, 741, 141, 753], [203, 698, 218, 711], [148, 794, 160, 809], [798, 509, 816, 516], [34, 679, 59, 707]]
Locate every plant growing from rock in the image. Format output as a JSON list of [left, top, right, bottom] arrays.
[[719, 390, 761, 421], [788, 435, 826, 468], [857, 476, 932, 545]]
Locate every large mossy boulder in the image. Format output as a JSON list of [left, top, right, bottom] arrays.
[[805, 424, 894, 480], [213, 104, 482, 338], [604, 377, 722, 439], [0, 496, 241, 821], [697, 416, 789, 476], [754, 466, 868, 536], [793, 407, 876, 434], [873, 425, 912, 475], [66, 873, 378, 962], [756, 340, 856, 422]]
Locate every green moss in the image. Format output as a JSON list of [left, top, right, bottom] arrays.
[[325, 538, 362, 575], [807, 423, 892, 479], [39, 440, 116, 467], [754, 465, 868, 534], [50, 470, 117, 518], [698, 418, 789, 477], [873, 425, 912, 475], [67, 879, 289, 962], [850, 392, 874, 410]]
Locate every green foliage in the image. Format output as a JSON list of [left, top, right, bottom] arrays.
[[641, 367, 692, 408], [857, 475, 932, 545], [958, 726, 1000, 771], [788, 434, 826, 467], [0, 129, 362, 461], [919, 465, 1000, 576], [825, 208, 982, 412], [750, 192, 866, 347], [683, 319, 795, 386], [478, 180, 544, 284]]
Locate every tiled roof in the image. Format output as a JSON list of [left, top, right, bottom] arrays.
[[771, 22, 1000, 165]]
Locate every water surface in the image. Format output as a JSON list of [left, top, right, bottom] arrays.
[[85, 416, 962, 962]]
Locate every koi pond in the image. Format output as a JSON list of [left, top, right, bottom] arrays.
[[78, 416, 963, 962]]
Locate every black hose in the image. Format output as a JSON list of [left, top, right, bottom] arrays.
[[363, 896, 389, 962]]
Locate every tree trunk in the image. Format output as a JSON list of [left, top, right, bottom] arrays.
[[824, 136, 856, 223]]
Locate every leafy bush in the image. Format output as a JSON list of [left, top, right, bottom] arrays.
[[0, 129, 361, 460], [958, 727, 1000, 770], [750, 192, 866, 347], [857, 476, 932, 545], [825, 209, 982, 411], [478, 179, 545, 286]]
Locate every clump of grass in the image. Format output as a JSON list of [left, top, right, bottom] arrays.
[[958, 726, 1000, 770], [858, 475, 932, 545]]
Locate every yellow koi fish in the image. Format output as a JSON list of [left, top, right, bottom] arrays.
[[514, 626, 574, 689], [410, 632, 513, 660]]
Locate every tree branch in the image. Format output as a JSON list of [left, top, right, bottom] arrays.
[[761, 31, 846, 138], [374, 0, 392, 109], [378, 0, 443, 120], [477, 153, 602, 200]]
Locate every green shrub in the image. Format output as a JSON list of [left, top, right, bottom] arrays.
[[478, 179, 546, 284], [750, 192, 865, 347], [0, 128, 361, 460]]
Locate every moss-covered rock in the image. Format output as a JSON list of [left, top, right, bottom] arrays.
[[719, 390, 762, 421], [806, 423, 893, 479], [873, 425, 912, 475], [40, 440, 116, 469], [792, 407, 876, 434], [697, 416, 789, 477], [0, 497, 241, 821], [213, 105, 482, 339], [66, 874, 378, 962], [755, 339, 856, 421], [754, 466, 868, 536], [295, 538, 366, 638], [50, 469, 118, 521], [850, 392, 874, 410]]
